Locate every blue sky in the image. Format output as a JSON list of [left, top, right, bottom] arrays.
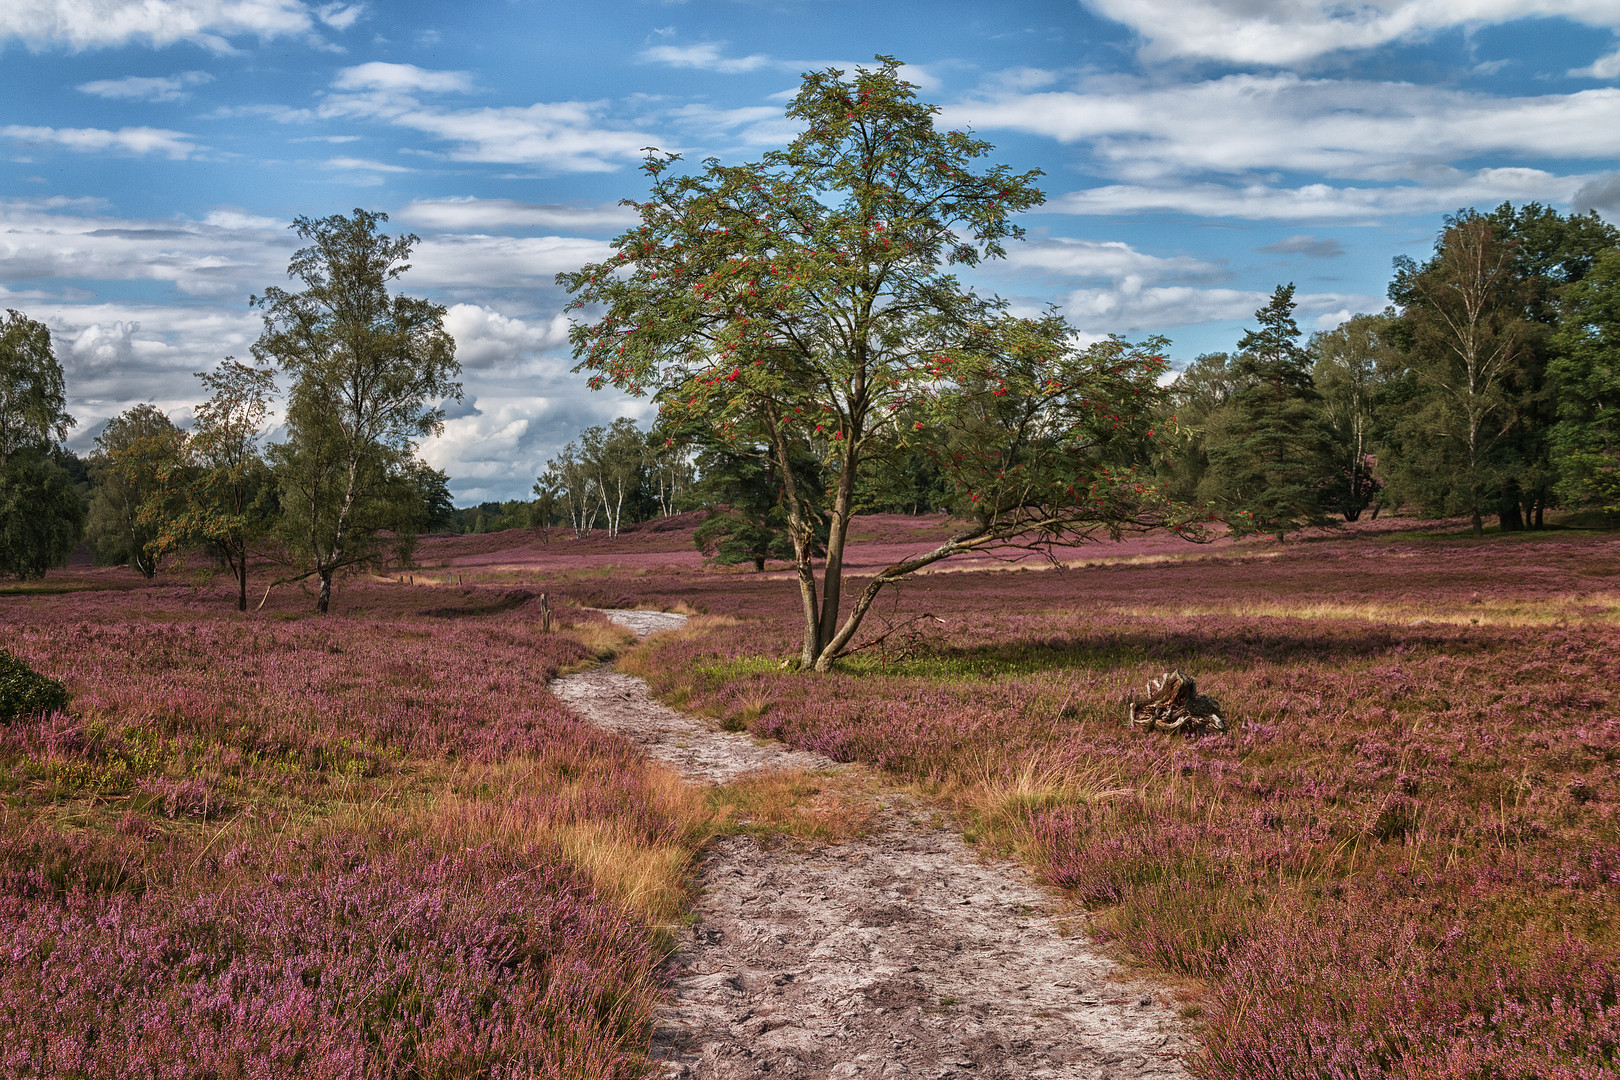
[[3, 0, 1619, 502]]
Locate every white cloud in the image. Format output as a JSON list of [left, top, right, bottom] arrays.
[[319, 70, 659, 172], [78, 71, 214, 102], [315, 1, 360, 30], [1000, 238, 1224, 282], [0, 0, 317, 52], [400, 197, 638, 233], [406, 234, 615, 290], [1081, 0, 1620, 66], [0, 198, 287, 297], [442, 303, 570, 370], [640, 41, 772, 74], [948, 76, 1620, 185], [1, 124, 201, 159], [323, 155, 413, 173], [1063, 283, 1381, 336], [331, 61, 474, 94], [1571, 42, 1620, 79], [1044, 168, 1588, 222]]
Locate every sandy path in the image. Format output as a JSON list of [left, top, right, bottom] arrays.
[[554, 610, 1189, 1080]]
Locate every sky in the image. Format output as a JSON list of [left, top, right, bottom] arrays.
[[3, 0, 1619, 503]]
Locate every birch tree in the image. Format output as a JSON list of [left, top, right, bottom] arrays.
[[255, 209, 461, 613]]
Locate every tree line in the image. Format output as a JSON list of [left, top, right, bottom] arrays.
[[1, 209, 461, 612], [1169, 202, 1619, 539]]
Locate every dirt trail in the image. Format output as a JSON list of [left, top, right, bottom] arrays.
[[554, 611, 1189, 1080]]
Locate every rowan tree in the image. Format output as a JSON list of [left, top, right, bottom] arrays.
[[255, 209, 461, 613], [561, 58, 1200, 670]]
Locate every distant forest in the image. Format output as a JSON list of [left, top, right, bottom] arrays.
[[4, 200, 1617, 605]]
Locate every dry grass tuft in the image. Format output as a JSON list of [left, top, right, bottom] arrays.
[[709, 769, 876, 846]]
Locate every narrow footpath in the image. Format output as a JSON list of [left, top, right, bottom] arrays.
[[552, 610, 1189, 1080]]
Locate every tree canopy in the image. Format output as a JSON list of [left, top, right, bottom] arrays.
[[255, 209, 461, 613], [561, 56, 1199, 670]]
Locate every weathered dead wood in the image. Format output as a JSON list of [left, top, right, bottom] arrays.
[[1129, 670, 1227, 735]]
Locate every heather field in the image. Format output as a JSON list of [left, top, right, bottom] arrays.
[[8, 516, 1620, 1078], [0, 575, 704, 1079], [502, 515, 1619, 1079]]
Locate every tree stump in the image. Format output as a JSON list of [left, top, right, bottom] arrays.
[[1128, 671, 1226, 735]]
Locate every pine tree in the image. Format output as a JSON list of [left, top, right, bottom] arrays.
[[1201, 284, 1335, 540]]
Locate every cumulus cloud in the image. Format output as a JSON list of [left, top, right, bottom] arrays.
[[400, 197, 638, 233], [1570, 42, 1620, 79], [442, 303, 570, 371], [0, 0, 319, 52], [78, 71, 214, 102], [948, 76, 1620, 185], [1080, 0, 1620, 66], [406, 235, 614, 292], [1, 124, 202, 159], [1574, 172, 1620, 218], [1258, 235, 1347, 257]]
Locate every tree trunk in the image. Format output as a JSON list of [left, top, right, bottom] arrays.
[[237, 561, 248, 612], [753, 555, 765, 572], [317, 571, 332, 614], [1471, 508, 1484, 537]]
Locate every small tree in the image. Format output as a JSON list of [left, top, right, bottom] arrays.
[[688, 433, 827, 571], [0, 310, 82, 578], [145, 360, 277, 610], [255, 210, 461, 613], [1201, 284, 1336, 540], [562, 58, 1196, 670], [88, 403, 182, 577]]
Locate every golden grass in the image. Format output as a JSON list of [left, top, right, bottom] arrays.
[[708, 768, 877, 846], [1112, 590, 1620, 628], [953, 751, 1134, 852]]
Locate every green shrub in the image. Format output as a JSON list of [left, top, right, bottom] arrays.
[[0, 648, 69, 722]]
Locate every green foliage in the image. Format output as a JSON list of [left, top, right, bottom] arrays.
[[87, 403, 182, 578], [1385, 213, 1530, 535], [0, 647, 69, 722], [1201, 285, 1335, 539], [0, 310, 82, 579], [688, 438, 826, 570], [0, 309, 73, 467], [562, 56, 1194, 669], [255, 209, 461, 613], [1163, 351, 1244, 504], [1310, 312, 1397, 521], [1550, 246, 1620, 514], [0, 452, 84, 579]]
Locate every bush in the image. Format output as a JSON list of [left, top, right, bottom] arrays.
[[0, 649, 69, 722]]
